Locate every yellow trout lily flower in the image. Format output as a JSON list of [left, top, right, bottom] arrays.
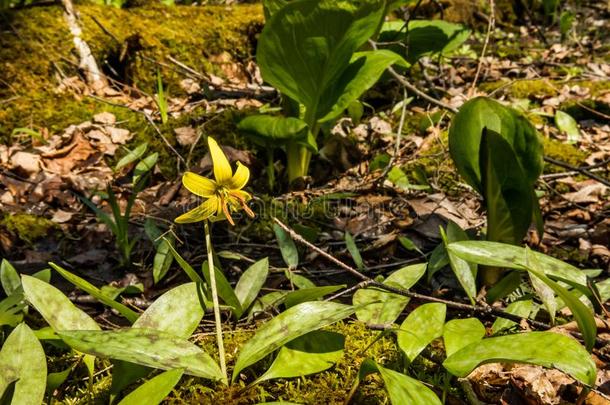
[[175, 137, 254, 225]]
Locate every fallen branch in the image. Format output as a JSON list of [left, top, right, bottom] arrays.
[[60, 0, 107, 94], [544, 156, 610, 188]]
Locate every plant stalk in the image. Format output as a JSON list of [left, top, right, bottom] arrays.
[[204, 220, 227, 383]]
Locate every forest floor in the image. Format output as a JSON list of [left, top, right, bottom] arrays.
[[1, 0, 610, 404]]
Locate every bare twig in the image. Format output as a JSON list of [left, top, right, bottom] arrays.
[[469, 0, 495, 95], [544, 156, 610, 187]]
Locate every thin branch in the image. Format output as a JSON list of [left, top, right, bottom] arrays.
[[544, 156, 610, 187], [469, 0, 495, 95]]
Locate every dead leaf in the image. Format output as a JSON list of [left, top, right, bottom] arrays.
[[41, 133, 97, 175], [564, 183, 608, 203], [10, 151, 41, 176], [93, 112, 116, 125], [106, 127, 132, 144], [52, 209, 74, 223], [175, 126, 198, 146]]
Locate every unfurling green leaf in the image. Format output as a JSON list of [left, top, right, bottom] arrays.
[[554, 110, 580, 144]]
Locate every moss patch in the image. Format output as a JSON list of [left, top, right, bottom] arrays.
[[542, 137, 588, 170], [1, 213, 57, 244], [0, 3, 263, 140]]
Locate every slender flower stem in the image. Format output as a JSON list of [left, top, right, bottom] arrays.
[[204, 220, 227, 383]]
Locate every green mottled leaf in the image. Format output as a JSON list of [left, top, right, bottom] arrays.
[[555, 110, 580, 144], [443, 318, 486, 357], [447, 241, 587, 286], [118, 368, 183, 405], [133, 152, 158, 184], [258, 331, 344, 382], [492, 299, 533, 334], [397, 303, 446, 362], [354, 263, 426, 325], [153, 237, 174, 284], [50, 263, 139, 323], [202, 261, 242, 318], [58, 328, 223, 381], [134, 282, 204, 338], [443, 331, 596, 385], [284, 285, 345, 308], [0, 259, 20, 296], [116, 143, 148, 171], [345, 232, 364, 270], [0, 323, 46, 404], [235, 258, 269, 311], [273, 224, 299, 269], [442, 225, 476, 304], [21, 275, 100, 331], [232, 301, 354, 381], [377, 364, 442, 405]]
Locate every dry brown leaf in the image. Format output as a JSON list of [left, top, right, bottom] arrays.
[[175, 126, 198, 146]]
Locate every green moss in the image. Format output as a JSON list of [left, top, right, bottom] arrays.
[[0, 3, 263, 140], [542, 137, 587, 171], [479, 79, 558, 99], [1, 213, 57, 243]]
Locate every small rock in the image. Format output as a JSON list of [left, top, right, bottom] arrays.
[[10, 151, 41, 176], [93, 112, 116, 125]]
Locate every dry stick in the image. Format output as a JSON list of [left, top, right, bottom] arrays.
[[272, 217, 551, 330], [469, 0, 495, 96], [544, 156, 610, 188], [60, 0, 107, 94]]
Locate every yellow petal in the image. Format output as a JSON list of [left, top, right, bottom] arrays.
[[208, 137, 233, 184], [182, 172, 216, 197], [226, 162, 250, 191], [175, 197, 219, 223], [229, 189, 252, 202]]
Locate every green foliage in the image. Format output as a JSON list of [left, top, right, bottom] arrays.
[[380, 20, 471, 63], [232, 301, 355, 381], [117, 369, 183, 405], [397, 303, 446, 362], [0, 323, 47, 404], [443, 331, 596, 385], [353, 263, 426, 326], [442, 318, 486, 357], [554, 110, 581, 144], [1, 213, 56, 244]]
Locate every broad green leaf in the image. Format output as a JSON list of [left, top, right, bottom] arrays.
[[238, 115, 308, 145], [555, 110, 580, 144], [443, 318, 486, 357], [529, 270, 557, 323], [356, 360, 441, 405], [257, 0, 385, 120], [50, 263, 139, 323], [248, 291, 289, 320], [319, 50, 408, 122], [397, 303, 446, 362], [273, 224, 299, 269], [345, 232, 364, 270], [58, 328, 223, 381], [380, 20, 470, 63], [116, 142, 148, 171], [492, 299, 533, 334], [524, 249, 596, 352], [235, 258, 269, 311], [377, 364, 442, 405], [285, 270, 315, 289], [0, 323, 46, 404], [480, 129, 534, 244], [163, 238, 204, 284], [442, 226, 476, 304], [443, 331, 596, 385], [447, 241, 587, 286], [232, 301, 355, 381], [133, 152, 158, 184], [0, 259, 20, 296], [262, 0, 289, 18], [202, 262, 243, 318], [284, 285, 345, 308], [448, 97, 543, 194], [134, 283, 204, 338], [46, 367, 72, 396], [153, 237, 174, 284], [0, 293, 25, 327], [118, 368, 183, 405], [354, 263, 426, 325], [257, 331, 344, 382], [21, 275, 100, 331]]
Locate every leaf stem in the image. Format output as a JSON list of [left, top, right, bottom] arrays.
[[204, 220, 228, 383]]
